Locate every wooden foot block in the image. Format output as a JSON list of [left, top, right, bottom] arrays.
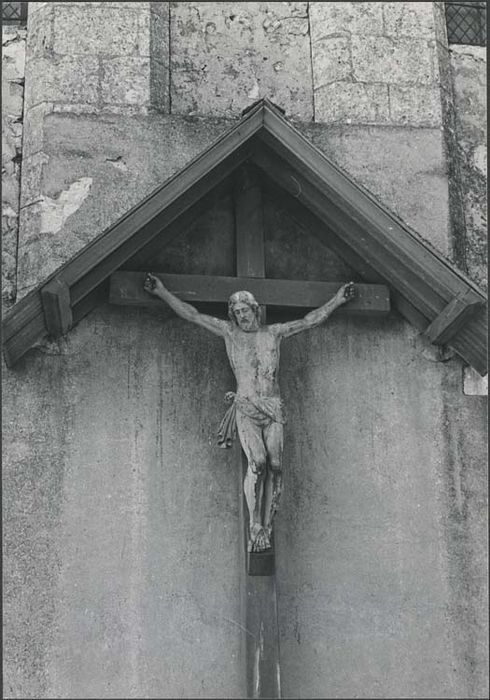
[[247, 545, 275, 576]]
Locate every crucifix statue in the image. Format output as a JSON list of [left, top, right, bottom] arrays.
[[144, 272, 355, 554]]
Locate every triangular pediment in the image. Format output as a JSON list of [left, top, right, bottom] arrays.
[[2, 99, 487, 374]]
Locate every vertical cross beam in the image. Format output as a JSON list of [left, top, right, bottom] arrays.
[[233, 166, 281, 698], [235, 166, 265, 278], [233, 165, 273, 573], [238, 443, 282, 699], [234, 164, 267, 326]]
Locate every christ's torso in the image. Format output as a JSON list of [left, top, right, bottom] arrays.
[[224, 325, 281, 399]]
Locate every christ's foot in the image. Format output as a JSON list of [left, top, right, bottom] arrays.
[[248, 524, 271, 552]]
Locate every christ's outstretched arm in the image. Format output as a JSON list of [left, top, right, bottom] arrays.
[[144, 273, 228, 337], [271, 282, 356, 338]]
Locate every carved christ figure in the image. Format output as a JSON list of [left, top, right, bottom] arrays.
[[144, 273, 355, 553]]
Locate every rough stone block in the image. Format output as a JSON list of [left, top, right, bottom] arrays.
[[149, 4, 170, 111], [389, 84, 442, 126], [25, 3, 53, 60], [351, 35, 435, 85], [2, 204, 18, 307], [135, 4, 152, 58], [55, 1, 146, 8], [52, 4, 146, 57], [2, 29, 26, 79], [101, 57, 151, 106], [312, 36, 352, 89], [20, 152, 50, 209], [149, 2, 170, 66], [16, 203, 46, 296], [2, 28, 26, 309], [1, 149, 19, 205], [2, 29, 26, 128], [24, 56, 99, 110], [450, 46, 487, 138], [22, 102, 53, 157], [450, 45, 487, 290], [24, 1, 49, 12], [309, 1, 384, 38], [434, 41, 452, 93], [2, 81, 24, 121], [56, 103, 150, 117], [24, 2, 166, 112], [432, 1, 449, 48], [382, 2, 437, 39], [150, 59, 170, 113], [314, 82, 390, 124], [170, 2, 313, 120], [463, 367, 488, 395]]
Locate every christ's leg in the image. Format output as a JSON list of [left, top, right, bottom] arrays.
[[244, 467, 269, 552], [263, 421, 284, 538], [236, 413, 270, 552]]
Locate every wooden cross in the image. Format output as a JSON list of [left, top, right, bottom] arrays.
[[109, 165, 389, 574], [109, 165, 390, 698]]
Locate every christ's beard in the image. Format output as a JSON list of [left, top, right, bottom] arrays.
[[238, 318, 257, 331]]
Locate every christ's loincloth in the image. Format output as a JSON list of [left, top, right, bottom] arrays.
[[218, 394, 286, 466]]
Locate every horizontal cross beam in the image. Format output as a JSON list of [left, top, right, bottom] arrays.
[[109, 272, 391, 315]]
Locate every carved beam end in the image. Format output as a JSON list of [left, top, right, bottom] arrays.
[[41, 278, 73, 337], [247, 545, 275, 576], [424, 290, 483, 346]]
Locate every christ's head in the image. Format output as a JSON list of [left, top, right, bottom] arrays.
[[228, 291, 260, 331]]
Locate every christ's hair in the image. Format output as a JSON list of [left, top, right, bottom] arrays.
[[228, 291, 260, 324]]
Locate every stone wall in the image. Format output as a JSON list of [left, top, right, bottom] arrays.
[[310, 1, 446, 127], [2, 26, 26, 311], [170, 1, 313, 120], [449, 44, 487, 290], [16, 1, 458, 299], [6, 3, 487, 300], [447, 40, 487, 396]]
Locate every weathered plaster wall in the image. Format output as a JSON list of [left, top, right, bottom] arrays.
[[18, 111, 230, 293], [4, 295, 486, 699], [3, 309, 243, 699], [297, 122, 451, 258], [266, 203, 488, 698], [277, 318, 487, 698], [2, 26, 26, 311]]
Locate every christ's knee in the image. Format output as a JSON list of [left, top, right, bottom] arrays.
[[269, 458, 282, 472], [250, 457, 267, 476]]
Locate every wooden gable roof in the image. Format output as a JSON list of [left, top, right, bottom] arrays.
[[2, 99, 487, 374]]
